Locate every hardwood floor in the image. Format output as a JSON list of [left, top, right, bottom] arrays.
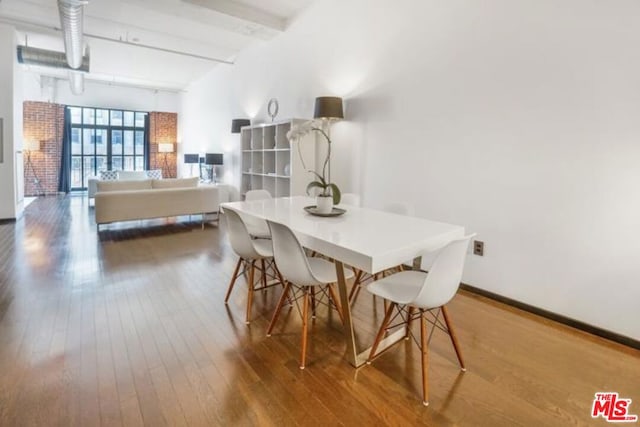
[[0, 195, 638, 426]]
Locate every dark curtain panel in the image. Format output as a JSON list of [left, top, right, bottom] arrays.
[[58, 107, 72, 193], [144, 114, 150, 170]]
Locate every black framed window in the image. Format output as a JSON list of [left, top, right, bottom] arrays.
[[69, 106, 148, 190]]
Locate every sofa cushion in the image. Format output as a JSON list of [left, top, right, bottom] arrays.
[[151, 177, 199, 189], [118, 170, 148, 180], [146, 169, 163, 179], [99, 170, 119, 180], [97, 179, 153, 192]]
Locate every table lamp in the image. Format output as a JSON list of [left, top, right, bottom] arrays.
[[205, 153, 224, 183]]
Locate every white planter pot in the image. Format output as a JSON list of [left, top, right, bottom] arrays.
[[316, 195, 333, 214]]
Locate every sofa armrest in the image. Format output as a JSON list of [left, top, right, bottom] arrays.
[[87, 177, 99, 198]]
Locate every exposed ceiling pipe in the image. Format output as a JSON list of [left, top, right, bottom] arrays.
[[17, 45, 90, 72], [57, 0, 89, 94], [58, 0, 88, 69]]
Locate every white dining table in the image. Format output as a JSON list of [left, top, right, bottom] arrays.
[[221, 196, 465, 367]]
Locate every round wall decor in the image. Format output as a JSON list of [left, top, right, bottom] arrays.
[[267, 98, 279, 122]]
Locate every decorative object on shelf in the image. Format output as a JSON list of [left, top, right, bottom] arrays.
[[231, 118, 250, 134], [303, 205, 346, 217], [205, 152, 224, 183], [24, 139, 44, 196], [267, 98, 279, 122], [184, 153, 199, 178], [287, 119, 342, 211], [283, 163, 290, 176], [158, 142, 174, 178]]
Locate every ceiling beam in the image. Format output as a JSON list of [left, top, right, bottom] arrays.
[[181, 0, 286, 32]]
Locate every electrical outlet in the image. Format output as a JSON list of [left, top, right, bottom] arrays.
[[473, 240, 484, 256]]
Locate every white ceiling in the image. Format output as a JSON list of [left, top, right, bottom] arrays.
[[0, 0, 313, 91]]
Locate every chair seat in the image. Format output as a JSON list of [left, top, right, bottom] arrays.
[[307, 257, 355, 285], [365, 270, 428, 306], [253, 238, 274, 258]]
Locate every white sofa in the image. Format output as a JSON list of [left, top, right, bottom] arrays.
[[94, 177, 229, 230], [88, 169, 162, 199]]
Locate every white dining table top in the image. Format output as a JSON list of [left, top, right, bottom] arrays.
[[221, 196, 465, 274]]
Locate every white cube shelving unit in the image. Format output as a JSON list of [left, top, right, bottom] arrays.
[[240, 119, 315, 198]]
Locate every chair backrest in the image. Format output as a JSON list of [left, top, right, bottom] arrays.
[[412, 234, 475, 309], [267, 220, 322, 286], [245, 189, 272, 201], [222, 207, 262, 259], [341, 193, 361, 207], [383, 202, 415, 216]]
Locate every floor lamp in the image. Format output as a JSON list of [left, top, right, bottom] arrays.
[[158, 143, 174, 178], [205, 153, 223, 183], [25, 139, 44, 196], [313, 96, 344, 185]]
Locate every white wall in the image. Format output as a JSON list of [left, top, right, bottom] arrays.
[[0, 24, 22, 220], [22, 71, 180, 113], [180, 0, 640, 340]]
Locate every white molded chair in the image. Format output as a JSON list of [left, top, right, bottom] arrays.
[[364, 234, 475, 406], [242, 189, 272, 238], [340, 193, 361, 207], [223, 207, 282, 324], [266, 220, 355, 369]]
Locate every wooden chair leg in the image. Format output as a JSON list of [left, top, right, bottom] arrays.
[[367, 302, 397, 363], [300, 287, 310, 369], [260, 259, 268, 291], [441, 305, 466, 371], [310, 287, 317, 319], [267, 282, 291, 336], [224, 258, 243, 303], [420, 309, 430, 406], [327, 284, 344, 325], [348, 270, 363, 304], [245, 260, 256, 324], [405, 306, 415, 339]]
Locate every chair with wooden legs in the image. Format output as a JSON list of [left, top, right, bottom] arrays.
[[222, 207, 283, 324], [364, 234, 475, 406], [265, 220, 355, 369]]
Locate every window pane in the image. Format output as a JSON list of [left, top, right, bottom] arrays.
[[124, 111, 134, 127], [111, 130, 122, 156], [96, 156, 107, 172], [135, 112, 146, 128], [124, 131, 134, 155], [124, 156, 134, 171], [134, 131, 144, 155], [83, 108, 95, 125], [83, 157, 95, 187], [70, 107, 82, 124], [71, 156, 82, 188], [95, 129, 108, 155], [135, 156, 144, 171], [71, 128, 81, 154], [83, 129, 95, 155], [96, 109, 109, 125], [110, 110, 123, 126], [112, 157, 123, 171]]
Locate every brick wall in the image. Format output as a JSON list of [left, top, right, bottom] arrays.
[[22, 104, 178, 195], [149, 112, 178, 179], [23, 101, 65, 196]]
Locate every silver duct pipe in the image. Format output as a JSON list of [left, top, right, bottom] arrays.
[[17, 45, 90, 72], [57, 0, 89, 70], [68, 71, 84, 95]]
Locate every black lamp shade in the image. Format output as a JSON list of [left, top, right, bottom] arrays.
[[313, 96, 344, 119], [205, 153, 224, 165], [184, 153, 199, 164], [231, 119, 250, 133]]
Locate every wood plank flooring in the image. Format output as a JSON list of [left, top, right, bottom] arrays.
[[0, 195, 638, 426]]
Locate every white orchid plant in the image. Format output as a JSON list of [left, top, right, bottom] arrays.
[[286, 120, 341, 205]]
